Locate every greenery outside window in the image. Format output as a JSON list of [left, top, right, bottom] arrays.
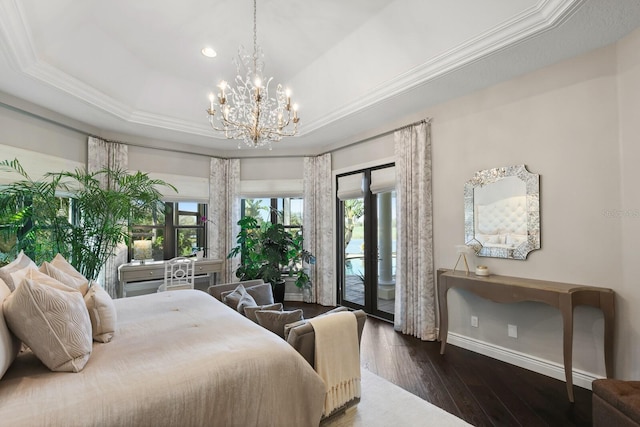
[[241, 197, 303, 233], [131, 201, 207, 261], [0, 194, 75, 265]]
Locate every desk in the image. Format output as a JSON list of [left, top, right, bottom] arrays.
[[118, 258, 224, 298], [437, 268, 615, 402]]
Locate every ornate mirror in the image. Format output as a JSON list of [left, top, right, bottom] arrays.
[[464, 164, 540, 260]]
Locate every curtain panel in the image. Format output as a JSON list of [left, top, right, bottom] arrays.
[[393, 120, 437, 340], [209, 158, 240, 283], [303, 153, 334, 306], [87, 136, 129, 298]]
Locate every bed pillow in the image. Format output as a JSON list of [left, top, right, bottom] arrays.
[[50, 254, 89, 295], [3, 269, 92, 372], [255, 309, 304, 339], [49, 253, 89, 295], [244, 303, 283, 323], [84, 283, 117, 343], [0, 278, 20, 380], [39, 261, 90, 296], [0, 250, 37, 291]]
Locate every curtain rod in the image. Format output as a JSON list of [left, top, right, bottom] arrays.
[[322, 117, 432, 155]]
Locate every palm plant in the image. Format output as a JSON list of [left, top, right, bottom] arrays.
[[0, 159, 175, 281]]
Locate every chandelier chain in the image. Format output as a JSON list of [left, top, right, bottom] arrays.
[[253, 0, 257, 76]]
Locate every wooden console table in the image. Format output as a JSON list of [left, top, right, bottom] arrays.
[[437, 268, 615, 402], [118, 258, 223, 298]]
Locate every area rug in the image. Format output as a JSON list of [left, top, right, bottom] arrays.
[[323, 369, 472, 427]]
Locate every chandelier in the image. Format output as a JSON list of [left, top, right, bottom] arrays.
[[206, 0, 299, 149]]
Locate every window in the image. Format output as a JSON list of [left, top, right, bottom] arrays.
[[241, 197, 303, 234], [130, 201, 207, 261], [0, 194, 75, 264]]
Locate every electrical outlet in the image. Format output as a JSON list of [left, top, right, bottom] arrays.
[[508, 324, 518, 338], [471, 316, 479, 328]]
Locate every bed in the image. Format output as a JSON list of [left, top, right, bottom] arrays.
[[0, 289, 326, 426]]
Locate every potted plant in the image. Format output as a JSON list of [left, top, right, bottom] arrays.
[[0, 159, 175, 283], [228, 214, 314, 303]]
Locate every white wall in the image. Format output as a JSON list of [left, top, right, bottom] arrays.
[[616, 27, 640, 381], [431, 40, 621, 382]]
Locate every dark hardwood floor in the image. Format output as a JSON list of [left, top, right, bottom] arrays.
[[286, 302, 593, 427]]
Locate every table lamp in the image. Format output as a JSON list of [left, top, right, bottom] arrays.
[[133, 240, 153, 263], [453, 244, 473, 275]]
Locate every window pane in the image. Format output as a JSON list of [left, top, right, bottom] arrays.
[[176, 228, 203, 257], [177, 202, 199, 225], [343, 198, 365, 306], [283, 197, 303, 226], [131, 227, 164, 261], [136, 201, 166, 226], [243, 198, 270, 224], [376, 191, 396, 314]]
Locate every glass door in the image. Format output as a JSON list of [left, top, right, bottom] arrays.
[[337, 166, 395, 321]]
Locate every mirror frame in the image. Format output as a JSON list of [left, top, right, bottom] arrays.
[[464, 164, 540, 260]]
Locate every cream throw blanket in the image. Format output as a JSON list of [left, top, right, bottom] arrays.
[[308, 311, 361, 416]]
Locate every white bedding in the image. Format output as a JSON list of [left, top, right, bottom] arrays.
[[0, 290, 326, 426]]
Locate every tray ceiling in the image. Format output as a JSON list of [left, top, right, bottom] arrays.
[[1, 0, 639, 156]]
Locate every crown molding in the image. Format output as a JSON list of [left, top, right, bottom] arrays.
[[302, 0, 585, 134], [0, 0, 585, 139]]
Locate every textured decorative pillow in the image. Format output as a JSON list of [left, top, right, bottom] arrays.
[[244, 303, 283, 323], [3, 270, 92, 372], [40, 261, 90, 296], [84, 283, 117, 343], [237, 292, 257, 314], [255, 309, 304, 339], [222, 284, 257, 313], [49, 253, 89, 295], [0, 278, 20, 380], [0, 250, 37, 291]]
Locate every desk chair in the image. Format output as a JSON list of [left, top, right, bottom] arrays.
[[157, 257, 195, 292]]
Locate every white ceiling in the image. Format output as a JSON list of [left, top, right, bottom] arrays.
[[1, 0, 640, 157]]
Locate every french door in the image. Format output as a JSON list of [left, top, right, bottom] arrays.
[[337, 165, 396, 321]]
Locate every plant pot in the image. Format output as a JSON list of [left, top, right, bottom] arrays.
[[273, 280, 286, 304]]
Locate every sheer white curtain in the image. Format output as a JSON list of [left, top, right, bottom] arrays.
[[208, 157, 240, 283], [87, 136, 129, 298], [393, 120, 437, 340], [303, 154, 334, 305]]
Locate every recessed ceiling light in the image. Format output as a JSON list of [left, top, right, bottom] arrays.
[[201, 47, 217, 58]]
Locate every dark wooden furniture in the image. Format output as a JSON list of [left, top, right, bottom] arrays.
[[592, 379, 640, 427], [437, 268, 615, 402]]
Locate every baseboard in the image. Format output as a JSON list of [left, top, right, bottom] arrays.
[[446, 332, 600, 390], [284, 293, 303, 302]]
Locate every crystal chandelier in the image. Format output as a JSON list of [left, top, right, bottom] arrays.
[[206, 0, 299, 149]]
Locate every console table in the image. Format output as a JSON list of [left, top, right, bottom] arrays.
[[118, 258, 224, 298], [437, 268, 615, 402]]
